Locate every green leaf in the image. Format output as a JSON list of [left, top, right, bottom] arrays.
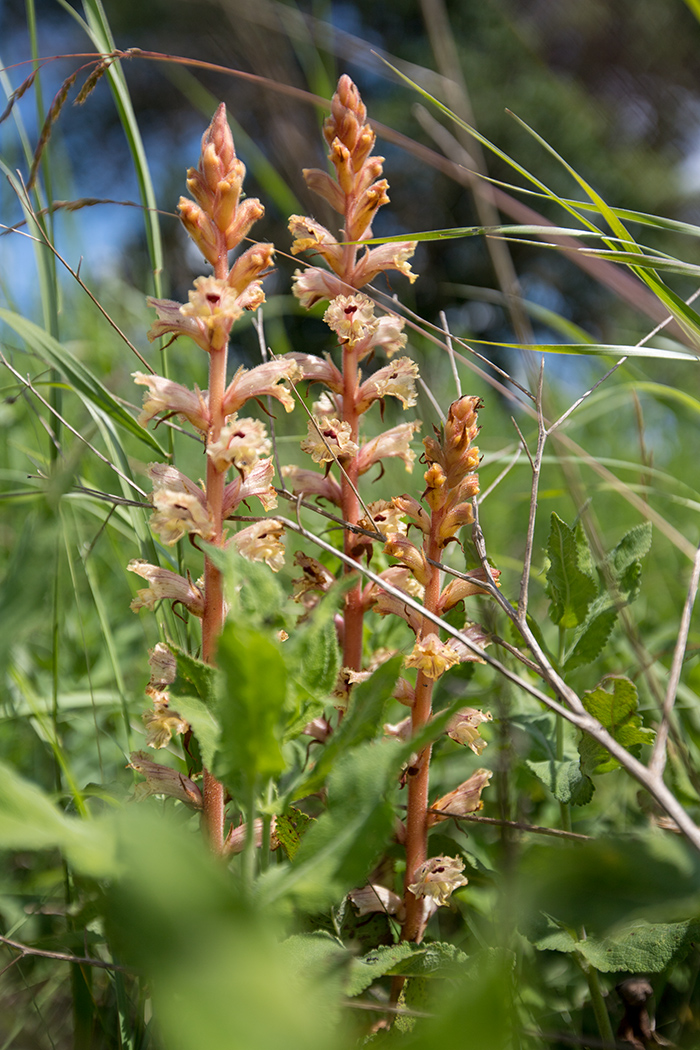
[[0, 308, 165, 455], [563, 607, 617, 671], [275, 808, 315, 861], [0, 760, 115, 877], [604, 522, 652, 601], [292, 655, 401, 798], [214, 623, 287, 790], [173, 695, 219, 770], [347, 944, 421, 996], [284, 598, 341, 704], [545, 514, 597, 629], [168, 642, 219, 706], [526, 759, 594, 806], [259, 740, 401, 911], [579, 676, 655, 775], [578, 919, 700, 973]]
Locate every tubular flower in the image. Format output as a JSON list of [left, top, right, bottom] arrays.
[[206, 415, 272, 475], [370, 312, 408, 359], [405, 633, 460, 680], [289, 216, 344, 273], [428, 769, 493, 826], [132, 373, 210, 431], [222, 458, 278, 516], [384, 534, 429, 586], [323, 294, 379, 347], [446, 708, 493, 754], [300, 416, 359, 464], [233, 519, 285, 572], [222, 359, 302, 417], [437, 568, 501, 614], [281, 465, 342, 506], [291, 268, 347, 309], [180, 276, 249, 352], [127, 559, 205, 617], [358, 499, 408, 538], [408, 855, 468, 907], [291, 551, 336, 604], [148, 464, 215, 546], [148, 642, 177, 687], [143, 706, 190, 749], [128, 752, 203, 809], [286, 352, 343, 393], [348, 885, 405, 920], [356, 421, 422, 475], [356, 357, 419, 413]]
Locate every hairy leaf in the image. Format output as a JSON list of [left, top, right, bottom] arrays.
[[526, 758, 594, 806], [546, 514, 597, 629], [579, 676, 654, 775]]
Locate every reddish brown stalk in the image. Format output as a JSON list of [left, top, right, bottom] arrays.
[[341, 337, 364, 674], [401, 519, 444, 943], [200, 247, 229, 853]]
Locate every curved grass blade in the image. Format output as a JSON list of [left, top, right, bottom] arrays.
[[0, 308, 166, 454]]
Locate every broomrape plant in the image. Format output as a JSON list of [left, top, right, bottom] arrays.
[[6, 38, 700, 1049]]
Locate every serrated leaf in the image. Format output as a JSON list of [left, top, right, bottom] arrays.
[[285, 600, 341, 702], [526, 759, 594, 806], [173, 695, 219, 770], [563, 607, 618, 671], [275, 808, 314, 860], [606, 523, 652, 583], [579, 676, 655, 775], [347, 944, 418, 996], [521, 912, 578, 953], [214, 623, 287, 790], [546, 514, 597, 629], [384, 941, 468, 977], [578, 920, 700, 973], [168, 642, 219, 706]]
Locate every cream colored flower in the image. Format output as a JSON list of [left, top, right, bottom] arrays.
[[222, 359, 302, 417], [408, 855, 468, 906], [356, 421, 421, 475], [428, 769, 493, 826], [128, 751, 202, 809], [299, 416, 359, 464], [281, 465, 342, 506], [143, 706, 189, 749], [132, 373, 210, 431], [288, 215, 344, 273], [348, 884, 404, 919], [356, 357, 419, 413], [446, 708, 492, 754], [148, 643, 177, 687], [404, 633, 460, 680], [324, 294, 379, 346], [148, 465, 215, 546], [233, 519, 285, 572], [223, 458, 278, 516], [352, 242, 418, 287], [206, 415, 272, 475], [291, 267, 346, 309], [128, 560, 204, 616]]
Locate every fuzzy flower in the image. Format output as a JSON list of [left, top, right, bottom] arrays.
[[348, 884, 405, 919], [289, 215, 344, 272], [357, 499, 407, 538], [300, 416, 359, 464], [405, 633, 461, 679], [357, 421, 422, 476], [446, 708, 493, 754], [437, 568, 500, 614], [291, 268, 347, 309], [291, 551, 336, 604], [132, 373, 210, 432], [128, 751, 202, 809], [286, 352, 343, 393], [352, 242, 418, 287], [143, 706, 190, 750], [128, 559, 204, 616], [383, 534, 429, 586], [233, 519, 285, 572], [148, 642, 177, 687], [356, 357, 419, 413], [206, 415, 272, 475], [324, 294, 379, 347], [148, 464, 215, 546], [222, 359, 302, 417], [408, 855, 468, 907], [428, 769, 492, 826], [222, 458, 278, 516], [371, 312, 408, 359], [281, 465, 342, 506]]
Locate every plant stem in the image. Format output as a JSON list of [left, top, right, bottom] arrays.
[[341, 341, 364, 674]]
